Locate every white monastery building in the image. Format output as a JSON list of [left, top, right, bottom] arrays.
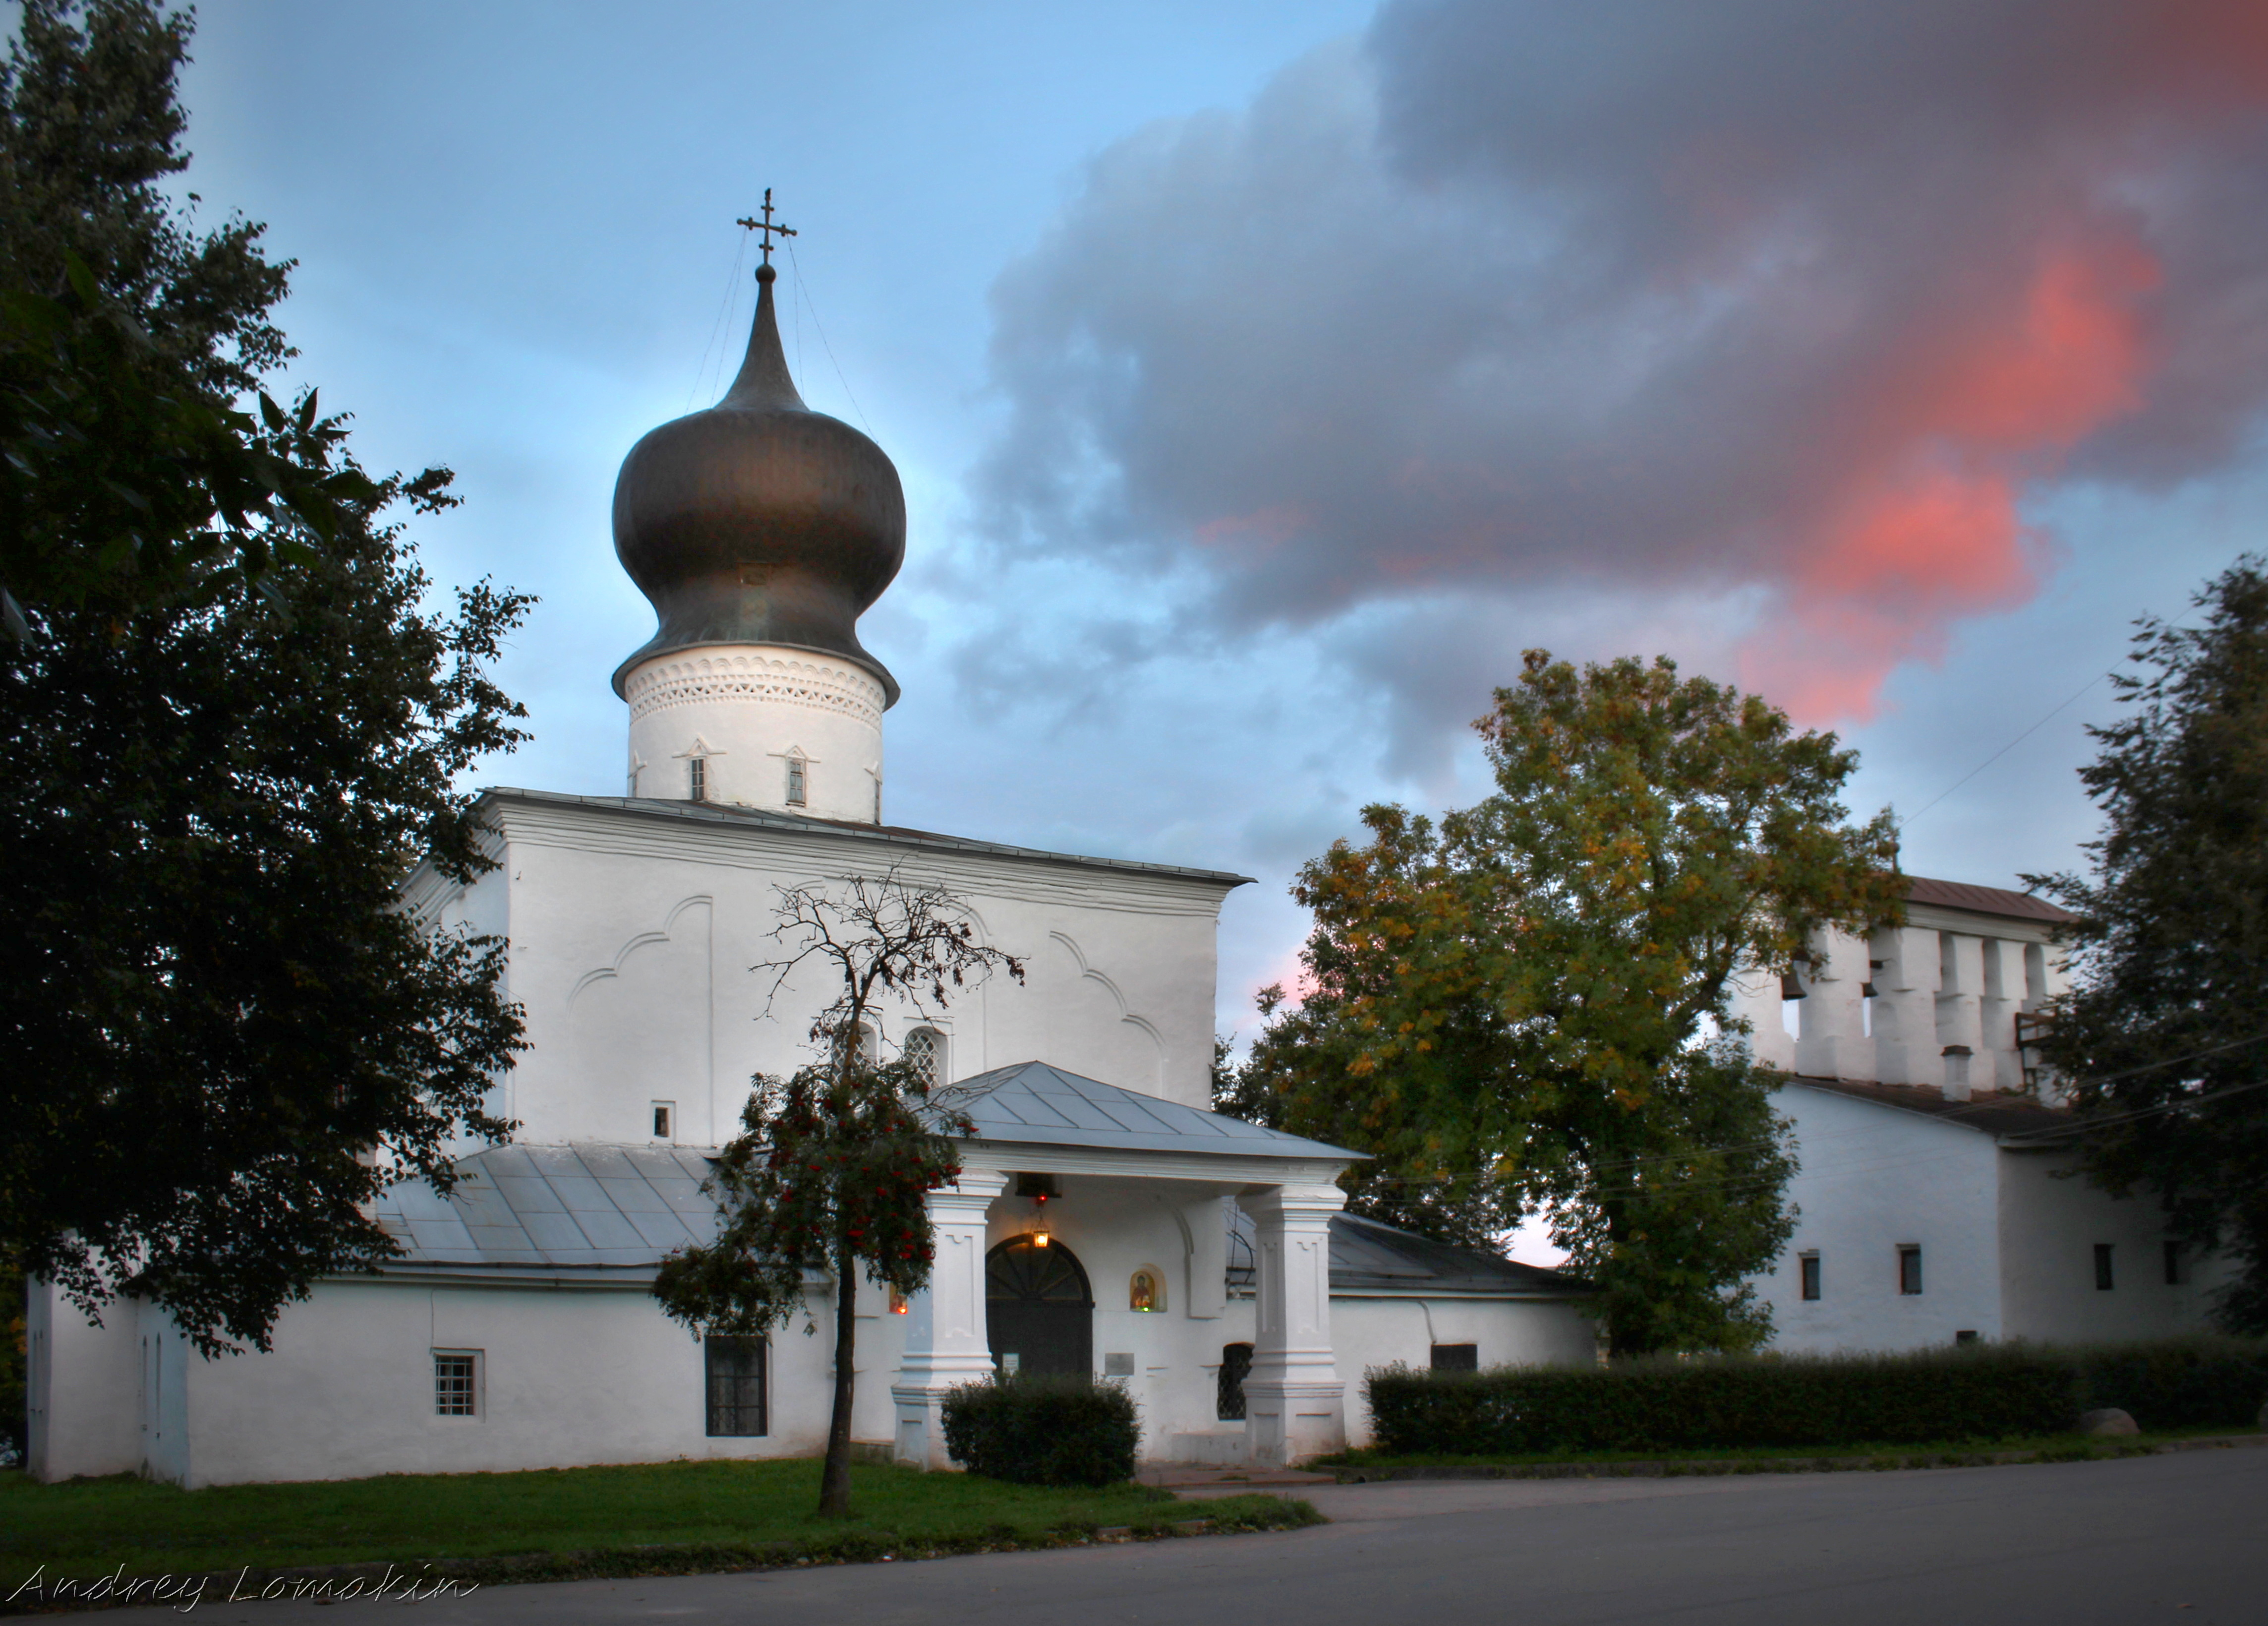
[[24, 251, 2223, 1491], [1736, 880, 2229, 1351]]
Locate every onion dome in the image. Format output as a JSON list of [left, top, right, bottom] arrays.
[[610, 262, 903, 703]]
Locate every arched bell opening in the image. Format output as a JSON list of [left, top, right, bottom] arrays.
[[985, 1235, 1094, 1378]]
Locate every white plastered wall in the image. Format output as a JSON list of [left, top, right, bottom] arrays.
[[623, 647, 885, 824], [470, 796, 1235, 1149], [1328, 1297, 1600, 1445], [1996, 1149, 2220, 1342], [1758, 1085, 2005, 1351], [1734, 901, 2068, 1095]]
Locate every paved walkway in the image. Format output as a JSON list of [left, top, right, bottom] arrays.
[[83, 1447, 2268, 1625]]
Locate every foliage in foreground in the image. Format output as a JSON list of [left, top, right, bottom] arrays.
[[1363, 1336, 2268, 1457], [1226, 651, 1900, 1353], [0, 1457, 1310, 1586], [943, 1375, 1141, 1487], [2033, 558, 2268, 1333], [652, 875, 1024, 1518], [1, 0, 530, 1356]]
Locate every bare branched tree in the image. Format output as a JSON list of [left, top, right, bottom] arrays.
[[653, 870, 1023, 1518]]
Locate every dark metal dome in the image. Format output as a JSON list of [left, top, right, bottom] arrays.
[[609, 263, 902, 703]]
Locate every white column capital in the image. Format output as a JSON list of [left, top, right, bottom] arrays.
[[1238, 1183, 1347, 1221]]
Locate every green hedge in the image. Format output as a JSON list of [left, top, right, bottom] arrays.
[[941, 1375, 1140, 1487], [1365, 1337, 2268, 1456]]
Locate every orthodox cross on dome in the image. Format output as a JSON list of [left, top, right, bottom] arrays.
[[734, 188, 798, 267]]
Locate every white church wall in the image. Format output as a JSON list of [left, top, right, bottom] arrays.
[[1328, 1297, 1600, 1447], [480, 796, 1236, 1151], [1760, 1085, 2005, 1352], [146, 1278, 848, 1488], [1995, 1149, 2215, 1344], [23, 1278, 142, 1482]]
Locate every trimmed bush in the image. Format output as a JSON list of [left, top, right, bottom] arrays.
[[941, 1374, 1140, 1486], [1365, 1336, 2268, 1457], [2075, 1336, 2268, 1431]]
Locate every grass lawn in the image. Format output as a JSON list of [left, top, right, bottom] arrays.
[[1315, 1423, 2265, 1471], [0, 1458, 1309, 1590]]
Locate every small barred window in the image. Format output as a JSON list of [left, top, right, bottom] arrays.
[[434, 1351, 478, 1416], [705, 1335, 767, 1437]]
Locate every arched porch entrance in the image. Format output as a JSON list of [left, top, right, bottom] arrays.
[[986, 1236, 1093, 1377]]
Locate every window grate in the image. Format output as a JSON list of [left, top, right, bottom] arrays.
[[434, 1353, 477, 1416], [705, 1335, 767, 1437], [1217, 1342, 1253, 1422], [904, 1027, 940, 1089], [1898, 1246, 1923, 1296], [1800, 1254, 1822, 1301]]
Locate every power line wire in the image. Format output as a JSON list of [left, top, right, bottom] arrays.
[[1899, 670, 2106, 829], [785, 240, 875, 438]]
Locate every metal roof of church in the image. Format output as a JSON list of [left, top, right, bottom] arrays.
[[373, 1144, 721, 1269], [481, 787, 1256, 889], [369, 1142, 1584, 1302], [944, 1061, 1362, 1160]]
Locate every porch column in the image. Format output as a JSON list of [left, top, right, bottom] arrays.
[[1237, 1182, 1346, 1466], [892, 1165, 1006, 1469]]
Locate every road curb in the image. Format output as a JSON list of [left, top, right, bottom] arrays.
[[1331, 1431, 2268, 1483]]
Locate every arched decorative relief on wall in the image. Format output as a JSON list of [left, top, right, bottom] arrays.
[[1047, 930, 1167, 1092], [571, 894, 716, 1003], [565, 896, 715, 1144]]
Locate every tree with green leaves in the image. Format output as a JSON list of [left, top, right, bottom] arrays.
[[1, 0, 532, 1357], [2033, 559, 2268, 1333], [1232, 650, 1902, 1353], [654, 875, 1023, 1518], [0, 0, 364, 631]]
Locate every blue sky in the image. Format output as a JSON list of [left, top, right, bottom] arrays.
[[155, 1, 2268, 1044]]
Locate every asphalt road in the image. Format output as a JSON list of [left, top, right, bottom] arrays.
[[76, 1447, 2268, 1626]]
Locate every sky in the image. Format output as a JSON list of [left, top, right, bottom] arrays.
[[135, 0, 2268, 1056]]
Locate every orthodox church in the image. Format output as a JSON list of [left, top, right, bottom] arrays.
[[24, 242, 2225, 1492], [24, 250, 1595, 1490]]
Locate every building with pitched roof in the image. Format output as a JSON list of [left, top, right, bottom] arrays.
[[1732, 879, 2229, 1351], [23, 249, 1593, 1490]]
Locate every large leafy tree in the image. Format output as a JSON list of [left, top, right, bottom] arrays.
[[1, 0, 532, 1356], [0, 0, 359, 629], [2033, 559, 2268, 1333], [654, 876, 1023, 1518], [1234, 651, 1902, 1353]]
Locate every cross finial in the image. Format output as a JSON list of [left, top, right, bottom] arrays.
[[734, 188, 798, 267]]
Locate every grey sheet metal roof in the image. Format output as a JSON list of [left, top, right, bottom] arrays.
[[944, 1061, 1362, 1161], [484, 787, 1255, 889], [1223, 1206, 1592, 1299], [373, 1144, 721, 1269]]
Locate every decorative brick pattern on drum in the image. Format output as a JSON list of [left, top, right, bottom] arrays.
[[625, 652, 885, 728]]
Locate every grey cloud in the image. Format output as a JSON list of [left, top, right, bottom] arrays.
[[970, 0, 2268, 727]]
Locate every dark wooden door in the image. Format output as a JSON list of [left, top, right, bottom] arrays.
[[986, 1236, 1094, 1377]]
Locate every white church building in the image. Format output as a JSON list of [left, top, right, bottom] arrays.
[[24, 253, 1597, 1491]]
